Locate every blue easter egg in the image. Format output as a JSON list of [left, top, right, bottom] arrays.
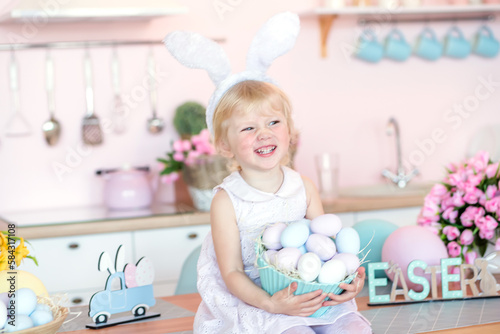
[[280, 221, 310, 248], [10, 288, 37, 316], [335, 227, 360, 254], [30, 309, 53, 326], [5, 314, 33, 332]]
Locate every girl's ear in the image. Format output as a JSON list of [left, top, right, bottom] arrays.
[[218, 139, 234, 159]]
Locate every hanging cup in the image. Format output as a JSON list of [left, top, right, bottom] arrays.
[[415, 27, 443, 61], [384, 28, 412, 61], [473, 25, 500, 58], [355, 29, 384, 63], [444, 26, 471, 59]]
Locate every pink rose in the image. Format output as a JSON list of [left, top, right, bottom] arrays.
[[447, 241, 461, 257], [486, 185, 498, 199], [459, 229, 474, 245], [482, 215, 498, 231], [465, 251, 478, 265], [463, 189, 480, 205], [442, 207, 458, 223], [451, 190, 465, 207], [421, 200, 439, 219], [430, 184, 448, 197], [443, 226, 460, 240], [173, 151, 185, 162], [172, 139, 185, 152], [486, 162, 499, 178], [485, 197, 500, 213], [469, 151, 489, 173], [460, 206, 485, 227], [479, 228, 495, 240], [466, 173, 483, 188]]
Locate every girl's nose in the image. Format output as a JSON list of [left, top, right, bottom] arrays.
[[257, 128, 271, 140]]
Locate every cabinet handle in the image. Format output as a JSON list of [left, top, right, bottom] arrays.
[[187, 233, 198, 239], [68, 243, 79, 249], [72, 297, 83, 304]]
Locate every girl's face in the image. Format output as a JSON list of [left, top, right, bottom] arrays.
[[221, 106, 290, 173]]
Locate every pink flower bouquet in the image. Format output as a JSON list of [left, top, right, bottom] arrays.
[[417, 151, 500, 263], [157, 129, 217, 184]]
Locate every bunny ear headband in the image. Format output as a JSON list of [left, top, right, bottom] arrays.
[[163, 12, 300, 136]]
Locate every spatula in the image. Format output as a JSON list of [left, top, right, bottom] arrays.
[[82, 48, 103, 146]]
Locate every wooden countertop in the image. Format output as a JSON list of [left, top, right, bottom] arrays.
[[61, 293, 500, 334], [1, 194, 425, 240]]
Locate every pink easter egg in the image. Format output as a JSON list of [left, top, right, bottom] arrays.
[[306, 233, 336, 261], [135, 257, 155, 286], [124, 263, 138, 288], [311, 214, 342, 237]]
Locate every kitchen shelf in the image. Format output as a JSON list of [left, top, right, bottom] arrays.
[[305, 4, 500, 57]]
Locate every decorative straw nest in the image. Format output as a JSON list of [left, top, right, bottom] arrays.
[[255, 239, 356, 318], [14, 296, 68, 334]]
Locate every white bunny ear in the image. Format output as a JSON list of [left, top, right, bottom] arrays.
[[246, 12, 300, 74], [164, 31, 231, 86]]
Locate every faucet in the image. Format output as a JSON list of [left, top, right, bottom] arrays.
[[381, 117, 419, 188]]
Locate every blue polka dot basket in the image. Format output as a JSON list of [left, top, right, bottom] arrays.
[[255, 241, 356, 318]]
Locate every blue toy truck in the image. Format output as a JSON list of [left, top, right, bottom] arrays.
[[88, 272, 156, 324]]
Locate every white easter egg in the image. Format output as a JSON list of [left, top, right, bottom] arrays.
[[30, 309, 53, 327], [318, 259, 347, 284], [262, 222, 287, 250], [333, 253, 360, 275], [135, 257, 155, 286], [263, 250, 278, 266], [297, 252, 322, 282], [10, 288, 37, 316], [0, 300, 6, 330], [280, 221, 310, 248], [305, 234, 336, 261], [311, 214, 343, 237], [5, 314, 33, 332], [335, 227, 360, 254], [275, 248, 302, 272]]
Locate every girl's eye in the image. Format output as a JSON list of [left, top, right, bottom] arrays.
[[269, 120, 280, 126], [241, 127, 253, 132]]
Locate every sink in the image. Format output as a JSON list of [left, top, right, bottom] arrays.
[[339, 182, 434, 198]]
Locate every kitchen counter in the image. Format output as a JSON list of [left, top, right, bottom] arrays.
[[0, 193, 425, 239]]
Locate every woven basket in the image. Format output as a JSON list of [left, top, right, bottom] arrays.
[[14, 298, 68, 334], [255, 241, 355, 318], [182, 155, 229, 190]]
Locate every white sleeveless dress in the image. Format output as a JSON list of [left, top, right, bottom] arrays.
[[193, 166, 369, 333]]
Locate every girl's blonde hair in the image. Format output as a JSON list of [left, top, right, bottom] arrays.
[[212, 80, 298, 171]]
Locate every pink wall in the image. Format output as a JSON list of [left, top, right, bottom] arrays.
[[1, 0, 499, 212]]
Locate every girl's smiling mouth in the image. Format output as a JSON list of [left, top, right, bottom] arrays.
[[255, 145, 276, 155]]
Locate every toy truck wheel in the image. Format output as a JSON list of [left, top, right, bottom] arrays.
[[132, 304, 149, 317], [93, 312, 110, 324]]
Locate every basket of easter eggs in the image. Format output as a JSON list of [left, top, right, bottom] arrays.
[[255, 214, 362, 318]]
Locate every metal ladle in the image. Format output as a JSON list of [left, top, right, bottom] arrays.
[[42, 50, 61, 146], [146, 47, 164, 134]]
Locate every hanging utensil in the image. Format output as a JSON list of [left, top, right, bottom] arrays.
[[81, 48, 103, 146], [110, 45, 126, 134], [146, 47, 164, 134], [42, 50, 61, 146], [5, 50, 32, 137]]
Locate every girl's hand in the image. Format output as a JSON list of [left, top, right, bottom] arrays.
[[322, 266, 366, 307], [269, 282, 326, 317]]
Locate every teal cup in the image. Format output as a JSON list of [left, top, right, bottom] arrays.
[[355, 29, 384, 63], [444, 26, 471, 59], [473, 25, 499, 58], [415, 28, 443, 61], [384, 29, 412, 61]]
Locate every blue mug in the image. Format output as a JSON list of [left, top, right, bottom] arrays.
[[355, 29, 384, 63], [415, 28, 443, 61], [474, 26, 500, 58], [444, 26, 471, 59], [384, 29, 412, 61]]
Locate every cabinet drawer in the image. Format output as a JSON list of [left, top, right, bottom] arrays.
[[21, 232, 133, 294], [134, 225, 210, 282]]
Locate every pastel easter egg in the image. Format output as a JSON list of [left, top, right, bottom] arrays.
[[124, 263, 138, 288], [335, 227, 360, 254], [263, 250, 278, 266], [34, 303, 52, 313], [0, 293, 9, 306], [262, 222, 287, 250], [298, 245, 307, 254], [311, 214, 342, 237], [297, 252, 322, 282], [280, 221, 310, 248], [10, 288, 37, 316], [333, 253, 360, 275], [135, 257, 155, 286], [305, 234, 336, 261], [0, 300, 6, 330], [5, 314, 33, 332], [275, 247, 302, 272], [30, 309, 53, 327], [318, 259, 347, 284]]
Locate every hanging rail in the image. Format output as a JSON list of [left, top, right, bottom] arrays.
[[0, 38, 225, 51], [358, 13, 495, 25]]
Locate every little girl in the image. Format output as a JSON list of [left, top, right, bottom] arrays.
[[193, 80, 371, 333]]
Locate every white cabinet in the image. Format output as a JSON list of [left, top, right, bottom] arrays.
[[21, 232, 134, 306], [133, 224, 211, 297]]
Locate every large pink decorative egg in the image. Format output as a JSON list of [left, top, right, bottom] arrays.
[[382, 225, 448, 291]]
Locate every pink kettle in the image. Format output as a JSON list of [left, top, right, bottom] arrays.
[[97, 165, 155, 210]]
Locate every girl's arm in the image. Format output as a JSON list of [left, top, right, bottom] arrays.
[[211, 189, 326, 316], [301, 175, 366, 303]]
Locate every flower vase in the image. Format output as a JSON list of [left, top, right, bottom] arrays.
[[182, 155, 230, 211]]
